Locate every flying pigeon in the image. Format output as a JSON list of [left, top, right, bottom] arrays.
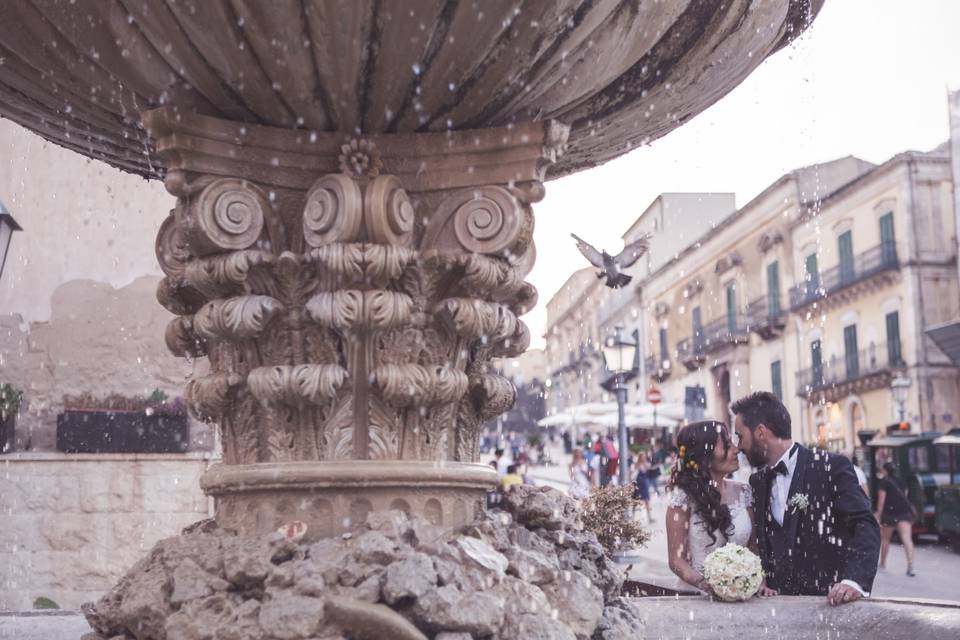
[[571, 232, 651, 289]]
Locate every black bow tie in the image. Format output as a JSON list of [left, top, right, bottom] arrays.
[[771, 460, 789, 476]]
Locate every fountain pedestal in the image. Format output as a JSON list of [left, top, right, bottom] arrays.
[[145, 108, 567, 536]]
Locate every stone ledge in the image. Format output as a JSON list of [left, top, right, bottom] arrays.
[[635, 595, 960, 639], [0, 452, 220, 463], [0, 610, 92, 640]]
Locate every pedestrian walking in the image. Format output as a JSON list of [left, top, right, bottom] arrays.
[[632, 451, 654, 523], [568, 448, 592, 499], [876, 462, 917, 576]]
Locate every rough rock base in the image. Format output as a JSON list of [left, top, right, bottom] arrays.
[[82, 486, 644, 640]]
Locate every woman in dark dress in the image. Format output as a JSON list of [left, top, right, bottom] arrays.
[[874, 462, 917, 576]]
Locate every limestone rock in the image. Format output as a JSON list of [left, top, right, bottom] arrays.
[[170, 557, 230, 605], [592, 598, 647, 640], [165, 594, 239, 640], [541, 571, 605, 638], [365, 510, 414, 542], [257, 592, 325, 640], [411, 584, 503, 637], [222, 538, 270, 587], [504, 546, 558, 585], [434, 633, 473, 640], [382, 552, 437, 605], [352, 530, 398, 565], [83, 503, 642, 640], [455, 536, 508, 575], [501, 486, 579, 531]]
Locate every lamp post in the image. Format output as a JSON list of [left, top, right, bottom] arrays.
[[602, 325, 638, 487], [0, 202, 23, 283], [890, 373, 912, 426]]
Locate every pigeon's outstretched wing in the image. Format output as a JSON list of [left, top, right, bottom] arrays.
[[615, 233, 652, 269], [571, 233, 605, 268]]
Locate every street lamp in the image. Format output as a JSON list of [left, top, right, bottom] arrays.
[[0, 201, 23, 283], [602, 326, 638, 486], [890, 373, 911, 426]]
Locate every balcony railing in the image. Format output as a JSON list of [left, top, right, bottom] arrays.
[[644, 354, 672, 381], [699, 315, 751, 352], [746, 295, 786, 339], [676, 336, 705, 370], [796, 340, 905, 398], [676, 314, 749, 369], [789, 242, 899, 310]]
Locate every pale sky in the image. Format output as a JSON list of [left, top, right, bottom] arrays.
[[526, 0, 960, 349]]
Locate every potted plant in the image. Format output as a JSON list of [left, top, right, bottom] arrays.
[[57, 388, 189, 453], [0, 383, 23, 453]]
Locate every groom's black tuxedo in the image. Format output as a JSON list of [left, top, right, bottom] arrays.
[[749, 444, 880, 595]]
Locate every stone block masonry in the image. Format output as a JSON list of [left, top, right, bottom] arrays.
[[0, 453, 215, 611]]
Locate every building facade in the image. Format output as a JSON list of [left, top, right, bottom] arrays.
[[637, 151, 959, 452], [543, 269, 606, 416], [543, 144, 960, 454]]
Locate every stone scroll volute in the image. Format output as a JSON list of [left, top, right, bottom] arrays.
[[147, 115, 568, 472]]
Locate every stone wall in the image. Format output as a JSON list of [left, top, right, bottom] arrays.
[[0, 453, 215, 611], [0, 276, 213, 452]]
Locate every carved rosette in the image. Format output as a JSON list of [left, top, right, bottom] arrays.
[[146, 111, 567, 535]]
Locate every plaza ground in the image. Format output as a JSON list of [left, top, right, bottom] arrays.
[[512, 444, 960, 603]]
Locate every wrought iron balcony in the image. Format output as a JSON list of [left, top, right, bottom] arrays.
[[677, 315, 750, 370], [746, 295, 786, 340], [789, 242, 899, 311], [644, 355, 672, 382], [796, 341, 905, 401], [700, 315, 751, 353]]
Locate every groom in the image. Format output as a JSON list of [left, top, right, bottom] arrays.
[[731, 391, 880, 606]]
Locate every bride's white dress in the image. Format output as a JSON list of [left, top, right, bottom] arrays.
[[669, 480, 753, 573]]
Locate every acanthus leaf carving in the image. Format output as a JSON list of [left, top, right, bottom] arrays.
[[308, 244, 366, 282], [157, 277, 206, 316], [193, 295, 284, 340], [182, 250, 276, 298], [186, 372, 244, 422], [471, 374, 516, 423], [362, 245, 417, 287], [165, 316, 207, 358], [247, 364, 349, 406], [306, 290, 413, 331], [433, 298, 517, 342], [371, 364, 469, 408]]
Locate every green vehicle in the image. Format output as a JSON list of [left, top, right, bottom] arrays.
[[866, 431, 949, 536], [933, 430, 960, 551]]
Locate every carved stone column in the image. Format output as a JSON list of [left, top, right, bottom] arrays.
[[145, 108, 567, 537]]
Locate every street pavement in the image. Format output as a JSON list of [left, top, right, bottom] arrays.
[[495, 444, 960, 602]]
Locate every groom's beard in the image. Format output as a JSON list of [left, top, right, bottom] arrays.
[[744, 444, 767, 468]]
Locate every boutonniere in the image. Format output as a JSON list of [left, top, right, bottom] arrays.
[[788, 493, 810, 514]]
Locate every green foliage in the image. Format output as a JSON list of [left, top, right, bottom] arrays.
[[0, 384, 23, 421], [147, 388, 168, 404], [32, 596, 59, 610]]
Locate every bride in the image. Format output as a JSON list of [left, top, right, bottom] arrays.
[[665, 420, 772, 596]]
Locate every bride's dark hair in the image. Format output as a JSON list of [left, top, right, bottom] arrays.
[[668, 420, 734, 545]]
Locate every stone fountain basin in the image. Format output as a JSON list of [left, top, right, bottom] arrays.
[[5, 596, 959, 639]]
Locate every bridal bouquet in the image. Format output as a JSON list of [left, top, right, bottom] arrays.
[[702, 544, 764, 601]]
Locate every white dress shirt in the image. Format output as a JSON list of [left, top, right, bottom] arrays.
[[769, 442, 799, 526], [767, 442, 868, 597]]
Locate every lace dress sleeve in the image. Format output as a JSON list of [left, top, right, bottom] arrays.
[[737, 483, 755, 510], [668, 489, 689, 510]]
